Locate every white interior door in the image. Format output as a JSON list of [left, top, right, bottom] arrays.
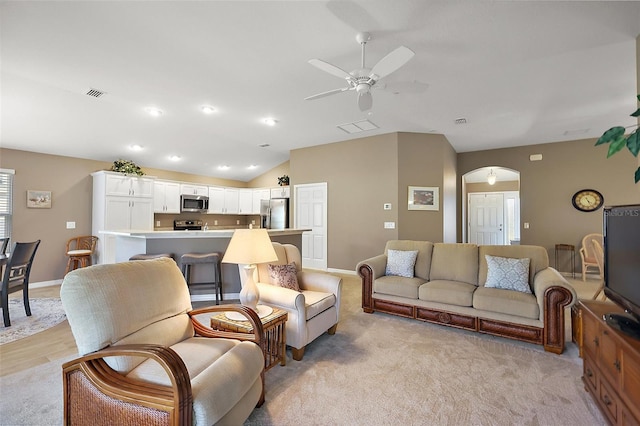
[[294, 183, 327, 270], [468, 193, 505, 245]]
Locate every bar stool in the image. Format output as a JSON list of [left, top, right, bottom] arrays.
[[180, 252, 223, 304], [129, 253, 175, 262], [65, 236, 99, 275]]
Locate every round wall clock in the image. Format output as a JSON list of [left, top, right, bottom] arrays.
[[572, 189, 604, 212]]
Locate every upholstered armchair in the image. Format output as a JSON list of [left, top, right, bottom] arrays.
[[254, 242, 342, 361], [60, 257, 265, 426]]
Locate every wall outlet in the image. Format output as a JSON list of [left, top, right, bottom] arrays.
[[66, 221, 76, 229], [236, 220, 240, 225], [251, 220, 256, 225], [156, 220, 161, 227], [214, 220, 218, 226], [383, 203, 392, 210], [384, 222, 396, 229], [524, 222, 530, 229]]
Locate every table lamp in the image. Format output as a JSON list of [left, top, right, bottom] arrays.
[[222, 229, 278, 312]]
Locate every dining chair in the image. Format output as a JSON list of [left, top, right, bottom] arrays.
[[1, 240, 41, 327], [0, 237, 9, 254]]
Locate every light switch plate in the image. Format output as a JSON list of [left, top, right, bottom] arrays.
[[383, 203, 392, 210], [66, 221, 76, 229], [384, 222, 396, 229]]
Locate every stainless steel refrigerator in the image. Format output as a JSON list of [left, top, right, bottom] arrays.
[[260, 198, 289, 229]]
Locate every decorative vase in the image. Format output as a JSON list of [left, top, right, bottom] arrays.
[[239, 265, 260, 311]]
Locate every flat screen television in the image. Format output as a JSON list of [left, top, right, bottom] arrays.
[[603, 204, 640, 339]]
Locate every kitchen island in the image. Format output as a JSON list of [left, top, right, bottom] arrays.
[[99, 228, 310, 302]]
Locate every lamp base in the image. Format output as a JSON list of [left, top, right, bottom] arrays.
[[239, 264, 260, 310], [225, 305, 274, 321]]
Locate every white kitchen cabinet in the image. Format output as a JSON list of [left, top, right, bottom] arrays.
[[105, 173, 154, 198], [271, 186, 290, 198], [180, 184, 208, 196], [92, 171, 156, 264], [238, 189, 253, 214], [208, 187, 225, 214], [224, 188, 239, 214], [252, 188, 270, 214], [154, 180, 181, 213]]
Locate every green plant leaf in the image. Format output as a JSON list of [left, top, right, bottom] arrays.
[[596, 126, 625, 146], [632, 108, 640, 117], [627, 129, 640, 156], [607, 135, 627, 157], [636, 167, 640, 184]]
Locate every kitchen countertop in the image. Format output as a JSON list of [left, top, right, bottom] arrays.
[[100, 228, 311, 239]]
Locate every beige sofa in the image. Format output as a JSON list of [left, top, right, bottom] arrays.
[[357, 241, 577, 354]]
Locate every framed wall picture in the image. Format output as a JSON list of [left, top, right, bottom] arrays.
[[27, 190, 52, 209], [408, 186, 439, 211]]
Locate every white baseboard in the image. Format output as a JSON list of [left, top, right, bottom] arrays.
[[191, 293, 239, 303], [30, 279, 63, 289], [327, 268, 357, 276]]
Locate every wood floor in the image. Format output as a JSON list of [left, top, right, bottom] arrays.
[[0, 285, 77, 377]]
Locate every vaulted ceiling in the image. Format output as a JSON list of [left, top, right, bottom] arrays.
[[2, 1, 639, 181]]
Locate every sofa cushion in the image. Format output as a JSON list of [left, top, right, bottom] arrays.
[[374, 275, 424, 299], [385, 249, 419, 278], [384, 240, 434, 280], [268, 262, 300, 291], [418, 280, 476, 307], [429, 243, 479, 285], [484, 255, 531, 294], [473, 286, 540, 319], [303, 290, 337, 320], [478, 245, 549, 289], [127, 337, 264, 425]]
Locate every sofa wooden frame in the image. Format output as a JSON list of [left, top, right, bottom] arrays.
[[358, 264, 574, 354], [62, 305, 264, 426]]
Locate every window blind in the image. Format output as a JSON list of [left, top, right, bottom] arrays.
[[0, 169, 14, 239]]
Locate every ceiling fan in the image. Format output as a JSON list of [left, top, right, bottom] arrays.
[[305, 32, 415, 111]]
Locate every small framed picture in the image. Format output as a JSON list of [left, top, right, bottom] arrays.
[[27, 190, 52, 209], [408, 186, 439, 211]]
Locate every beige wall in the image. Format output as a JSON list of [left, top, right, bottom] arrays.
[[397, 133, 456, 242], [248, 161, 289, 188], [0, 148, 253, 282], [291, 133, 399, 270], [291, 132, 456, 271], [458, 138, 640, 270]]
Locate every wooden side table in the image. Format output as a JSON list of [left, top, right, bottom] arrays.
[[210, 306, 287, 371]]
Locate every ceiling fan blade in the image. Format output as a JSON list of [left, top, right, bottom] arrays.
[[305, 87, 351, 101], [308, 59, 352, 80], [358, 91, 373, 111], [369, 46, 415, 81]]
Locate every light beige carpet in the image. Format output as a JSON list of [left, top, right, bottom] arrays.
[[0, 274, 606, 425]]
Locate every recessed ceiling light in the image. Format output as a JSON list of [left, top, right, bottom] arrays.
[[145, 107, 163, 117], [169, 155, 181, 161], [218, 165, 230, 170], [248, 164, 259, 170], [262, 118, 277, 126], [201, 105, 217, 114], [129, 144, 143, 151]]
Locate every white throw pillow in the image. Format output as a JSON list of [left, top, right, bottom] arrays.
[[484, 254, 531, 293], [386, 250, 419, 278]]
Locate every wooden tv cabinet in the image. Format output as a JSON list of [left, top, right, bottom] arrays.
[[580, 300, 640, 425]]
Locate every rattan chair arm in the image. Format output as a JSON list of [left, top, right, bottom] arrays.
[[62, 344, 192, 426], [189, 305, 264, 348]]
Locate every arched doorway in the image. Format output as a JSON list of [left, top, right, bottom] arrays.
[[462, 167, 521, 245]]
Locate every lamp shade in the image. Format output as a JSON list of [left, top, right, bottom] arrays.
[[222, 229, 278, 265]]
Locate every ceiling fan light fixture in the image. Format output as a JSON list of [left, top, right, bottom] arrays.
[[487, 169, 497, 185]]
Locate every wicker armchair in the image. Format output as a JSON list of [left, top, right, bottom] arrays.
[[61, 258, 265, 425]]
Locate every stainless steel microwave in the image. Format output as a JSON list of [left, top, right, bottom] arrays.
[[181, 194, 209, 213]]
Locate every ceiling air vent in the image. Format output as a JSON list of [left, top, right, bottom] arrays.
[[85, 88, 106, 98], [337, 119, 379, 134], [454, 118, 467, 125]]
